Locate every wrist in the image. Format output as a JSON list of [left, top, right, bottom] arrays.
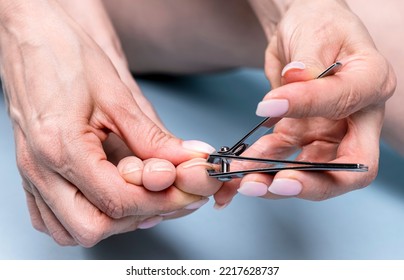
[[0, 0, 65, 46]]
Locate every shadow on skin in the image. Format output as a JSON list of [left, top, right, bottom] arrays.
[[83, 229, 184, 260]]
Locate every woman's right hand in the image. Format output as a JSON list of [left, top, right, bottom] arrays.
[[0, 1, 213, 246]]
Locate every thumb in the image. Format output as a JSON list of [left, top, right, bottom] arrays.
[[280, 60, 331, 85], [265, 37, 335, 89], [105, 94, 215, 165]]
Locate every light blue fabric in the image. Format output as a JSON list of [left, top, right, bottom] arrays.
[[1, 69, 403, 259]]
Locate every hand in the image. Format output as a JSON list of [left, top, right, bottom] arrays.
[[116, 157, 222, 219], [214, 0, 396, 205], [0, 2, 214, 246]]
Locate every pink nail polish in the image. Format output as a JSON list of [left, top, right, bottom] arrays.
[[238, 182, 268, 197], [256, 99, 289, 117], [184, 198, 209, 210], [182, 140, 216, 154], [281, 61, 306, 77], [138, 216, 163, 229], [268, 179, 302, 196], [213, 201, 230, 210], [160, 210, 178, 217]]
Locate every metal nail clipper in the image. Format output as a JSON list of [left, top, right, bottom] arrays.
[[207, 62, 368, 182]]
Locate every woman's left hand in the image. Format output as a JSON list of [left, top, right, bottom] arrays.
[[214, 0, 396, 205]]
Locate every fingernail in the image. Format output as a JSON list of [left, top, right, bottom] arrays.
[[138, 216, 163, 229], [121, 162, 142, 175], [281, 61, 306, 77], [160, 210, 178, 217], [268, 178, 302, 196], [184, 198, 209, 210], [238, 181, 268, 197], [256, 99, 289, 117], [147, 161, 173, 172], [182, 140, 216, 154], [213, 201, 230, 210], [181, 158, 214, 169]]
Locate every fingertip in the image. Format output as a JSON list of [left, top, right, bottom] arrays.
[[281, 61, 306, 77], [213, 181, 239, 207], [267, 178, 303, 196], [143, 159, 176, 191], [176, 158, 222, 196], [256, 99, 289, 117], [117, 156, 144, 185], [182, 140, 216, 155], [137, 216, 164, 229]]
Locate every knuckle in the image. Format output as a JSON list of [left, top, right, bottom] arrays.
[[145, 126, 172, 156], [49, 228, 77, 246], [311, 186, 334, 201], [29, 122, 66, 170], [358, 162, 378, 189], [74, 227, 105, 248], [99, 196, 126, 219], [380, 61, 397, 101], [333, 86, 361, 119], [72, 217, 112, 248], [16, 148, 33, 177], [31, 219, 47, 234]]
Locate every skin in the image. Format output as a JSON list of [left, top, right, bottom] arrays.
[[215, 0, 396, 205], [113, 0, 396, 205], [0, 0, 212, 247], [0, 0, 399, 246], [345, 0, 404, 156]]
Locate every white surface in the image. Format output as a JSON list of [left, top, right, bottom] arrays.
[[1, 69, 404, 259]]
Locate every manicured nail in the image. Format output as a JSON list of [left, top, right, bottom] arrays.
[[184, 198, 209, 210], [238, 181, 268, 197], [160, 210, 178, 217], [281, 61, 306, 77], [268, 178, 302, 196], [138, 216, 163, 229], [213, 201, 230, 210], [256, 99, 289, 117], [121, 162, 142, 175], [182, 140, 216, 154]]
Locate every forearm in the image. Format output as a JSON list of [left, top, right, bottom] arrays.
[[0, 0, 62, 123]]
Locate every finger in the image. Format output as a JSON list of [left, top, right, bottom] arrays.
[[49, 182, 207, 246], [265, 35, 283, 89], [98, 90, 215, 165], [22, 180, 48, 235], [57, 131, 203, 219], [117, 156, 143, 186], [29, 183, 77, 246], [239, 133, 341, 200], [176, 158, 223, 197], [214, 131, 298, 205], [256, 54, 395, 120], [30, 171, 150, 246], [266, 109, 382, 200], [118, 156, 177, 192], [142, 158, 176, 192], [160, 208, 198, 221]]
